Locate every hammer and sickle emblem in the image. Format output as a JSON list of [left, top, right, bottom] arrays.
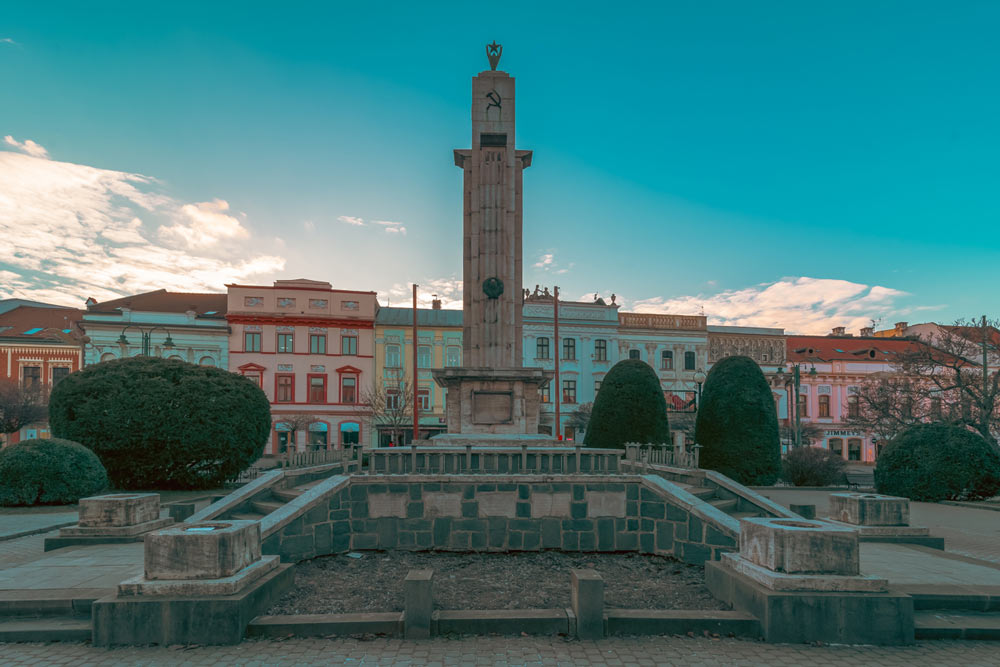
[[485, 89, 502, 114]]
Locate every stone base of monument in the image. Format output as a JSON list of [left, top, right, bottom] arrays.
[[91, 521, 293, 646], [825, 492, 944, 549], [44, 493, 174, 552], [705, 518, 914, 645]]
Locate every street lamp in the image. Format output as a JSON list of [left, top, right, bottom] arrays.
[[775, 364, 816, 448], [693, 369, 707, 407], [118, 325, 175, 357]]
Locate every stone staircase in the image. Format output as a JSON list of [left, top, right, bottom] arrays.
[[223, 478, 328, 522], [0, 591, 101, 642], [682, 483, 766, 522]]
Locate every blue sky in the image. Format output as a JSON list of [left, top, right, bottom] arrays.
[[1, 1, 998, 333]]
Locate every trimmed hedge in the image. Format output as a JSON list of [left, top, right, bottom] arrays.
[[695, 355, 781, 485], [0, 438, 107, 506], [583, 359, 670, 449], [49, 356, 271, 490], [875, 423, 1000, 502], [782, 446, 846, 487]]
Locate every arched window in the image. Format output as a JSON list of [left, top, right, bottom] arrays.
[[168, 354, 185, 362], [308, 422, 329, 450], [275, 422, 293, 454], [100, 352, 117, 363], [340, 421, 360, 447], [199, 356, 216, 367]]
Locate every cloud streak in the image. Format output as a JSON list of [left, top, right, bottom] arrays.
[[0, 143, 285, 305], [631, 277, 910, 335], [337, 215, 365, 226], [4, 135, 49, 159]]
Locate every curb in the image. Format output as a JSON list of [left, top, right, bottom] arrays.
[[940, 501, 1000, 513]]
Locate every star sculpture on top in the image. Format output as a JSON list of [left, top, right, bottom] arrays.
[[486, 41, 502, 71]]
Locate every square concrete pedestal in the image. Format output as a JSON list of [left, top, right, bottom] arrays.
[[45, 493, 173, 551], [826, 493, 944, 549]]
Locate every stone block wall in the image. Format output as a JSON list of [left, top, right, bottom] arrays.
[[262, 476, 736, 565]]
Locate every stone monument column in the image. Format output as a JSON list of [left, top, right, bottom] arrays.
[[432, 44, 554, 444]]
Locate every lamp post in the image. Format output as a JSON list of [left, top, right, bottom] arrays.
[[117, 325, 175, 357], [775, 364, 816, 448], [693, 369, 707, 408]]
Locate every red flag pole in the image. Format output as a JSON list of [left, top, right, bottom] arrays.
[[553, 286, 560, 440], [412, 284, 419, 445]]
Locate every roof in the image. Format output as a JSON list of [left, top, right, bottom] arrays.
[[86, 290, 227, 317], [785, 335, 933, 364], [708, 325, 785, 335], [0, 299, 72, 316], [0, 306, 83, 343], [376, 307, 463, 328]]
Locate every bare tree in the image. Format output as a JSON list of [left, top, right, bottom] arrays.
[[362, 373, 414, 446], [848, 316, 1000, 448], [0, 380, 48, 446], [566, 402, 593, 436], [274, 413, 323, 453], [779, 421, 826, 448]]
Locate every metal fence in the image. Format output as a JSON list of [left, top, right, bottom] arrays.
[[365, 444, 623, 475]]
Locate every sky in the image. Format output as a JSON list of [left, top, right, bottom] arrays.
[[1, 1, 998, 334]]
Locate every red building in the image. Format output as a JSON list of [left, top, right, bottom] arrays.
[[0, 303, 83, 445]]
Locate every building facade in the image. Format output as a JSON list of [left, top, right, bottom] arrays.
[[0, 305, 83, 445], [226, 279, 377, 453], [80, 290, 229, 368], [373, 304, 463, 445]]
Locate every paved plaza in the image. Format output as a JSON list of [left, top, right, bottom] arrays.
[[2, 635, 999, 666]]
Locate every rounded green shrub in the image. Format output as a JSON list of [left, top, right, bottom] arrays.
[[0, 438, 108, 506], [583, 359, 669, 449], [875, 423, 1000, 502], [782, 446, 847, 487], [695, 355, 780, 485], [49, 356, 271, 490]]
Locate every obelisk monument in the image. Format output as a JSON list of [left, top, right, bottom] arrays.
[[432, 43, 554, 444]]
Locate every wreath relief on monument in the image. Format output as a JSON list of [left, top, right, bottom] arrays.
[[482, 277, 504, 299]]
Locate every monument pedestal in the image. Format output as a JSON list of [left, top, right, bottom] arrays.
[[433, 367, 560, 445]]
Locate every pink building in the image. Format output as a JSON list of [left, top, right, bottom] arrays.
[[226, 279, 377, 453]]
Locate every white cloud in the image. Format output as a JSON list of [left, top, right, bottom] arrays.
[[0, 38, 17, 46], [4, 135, 49, 159], [630, 277, 909, 335], [0, 149, 285, 305], [381, 277, 463, 310], [337, 215, 365, 226], [372, 220, 402, 227], [303, 220, 315, 232], [384, 225, 407, 236], [158, 199, 250, 248], [533, 253, 554, 269]]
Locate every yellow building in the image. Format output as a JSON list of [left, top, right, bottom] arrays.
[[373, 304, 463, 445]]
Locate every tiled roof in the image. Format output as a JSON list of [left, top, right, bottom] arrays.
[[786, 335, 931, 363], [376, 307, 463, 328], [0, 306, 83, 342], [0, 299, 72, 315], [86, 290, 227, 317]]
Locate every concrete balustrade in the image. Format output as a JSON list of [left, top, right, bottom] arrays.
[[365, 445, 622, 475]]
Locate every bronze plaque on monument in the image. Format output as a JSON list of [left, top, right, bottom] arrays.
[[472, 391, 513, 424]]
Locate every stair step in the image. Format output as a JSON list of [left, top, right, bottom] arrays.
[[272, 488, 304, 503], [231, 512, 266, 521], [687, 487, 716, 500], [709, 498, 739, 513], [0, 615, 92, 642], [914, 611, 1000, 640], [250, 500, 285, 515]]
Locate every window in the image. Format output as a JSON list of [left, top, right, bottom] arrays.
[[417, 345, 432, 368], [562, 379, 577, 404], [51, 367, 70, 385], [310, 334, 327, 354], [930, 396, 942, 418], [244, 332, 261, 352], [629, 349, 640, 360], [536, 337, 550, 359], [847, 395, 859, 418], [21, 366, 40, 388], [341, 376, 357, 404], [446, 346, 461, 367], [417, 388, 430, 412], [661, 350, 673, 370], [386, 344, 401, 367], [818, 395, 830, 417], [797, 394, 808, 418], [277, 333, 294, 353], [309, 375, 326, 403], [594, 339, 607, 361], [828, 438, 844, 456], [684, 351, 696, 371], [199, 356, 216, 367], [340, 422, 360, 446], [540, 384, 550, 403], [275, 423, 292, 453], [100, 352, 117, 363], [562, 338, 576, 360], [595, 379, 602, 394], [276, 374, 294, 402], [847, 438, 862, 461], [308, 422, 328, 449], [244, 372, 262, 388], [387, 389, 401, 411], [341, 335, 357, 355]]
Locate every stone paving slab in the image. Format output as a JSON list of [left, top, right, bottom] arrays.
[[0, 542, 142, 591], [0, 512, 77, 541], [1, 635, 999, 665], [861, 543, 1000, 587]]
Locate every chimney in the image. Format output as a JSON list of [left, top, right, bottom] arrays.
[[431, 295, 442, 310], [860, 326, 874, 337], [894, 322, 908, 335], [831, 326, 846, 336]]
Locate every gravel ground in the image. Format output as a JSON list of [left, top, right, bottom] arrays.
[[268, 551, 727, 614]]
